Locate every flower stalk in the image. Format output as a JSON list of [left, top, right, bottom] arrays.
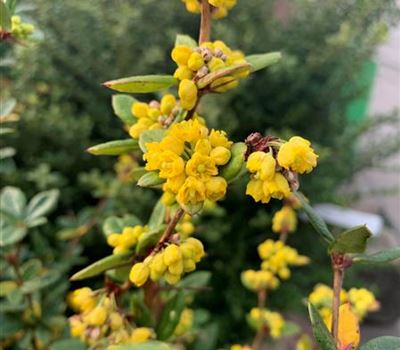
[[199, 0, 211, 44]]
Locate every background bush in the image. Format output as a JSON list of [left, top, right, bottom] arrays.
[[2, 0, 399, 347]]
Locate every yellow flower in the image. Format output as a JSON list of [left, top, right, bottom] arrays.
[[171, 46, 192, 66], [174, 66, 193, 80], [246, 179, 270, 203], [158, 151, 185, 179], [83, 305, 107, 326], [246, 151, 267, 173], [69, 316, 85, 337], [129, 262, 150, 287], [160, 135, 184, 155], [129, 118, 154, 139], [185, 237, 205, 262], [263, 173, 291, 200], [176, 176, 206, 206], [186, 152, 218, 179], [195, 138, 212, 155], [130, 327, 153, 343], [174, 308, 194, 336], [241, 269, 279, 291], [179, 79, 198, 110], [164, 174, 187, 193], [110, 312, 124, 331], [209, 129, 233, 148], [160, 94, 176, 115], [163, 244, 182, 266], [277, 136, 318, 174], [131, 102, 149, 119], [272, 206, 297, 234], [188, 52, 205, 71], [348, 288, 379, 320], [205, 176, 227, 201], [210, 146, 231, 165], [68, 287, 96, 313], [164, 271, 181, 285]]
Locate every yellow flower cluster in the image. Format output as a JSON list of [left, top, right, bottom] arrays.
[[258, 240, 309, 279], [174, 308, 194, 336], [248, 307, 285, 338], [171, 41, 249, 109], [241, 269, 280, 291], [309, 284, 379, 325], [272, 205, 297, 234], [181, 0, 237, 19], [107, 225, 148, 254], [176, 213, 196, 238], [68, 288, 155, 346], [10, 16, 34, 40], [115, 154, 137, 183], [129, 237, 205, 287], [246, 136, 317, 204], [129, 94, 178, 138], [144, 119, 232, 209]]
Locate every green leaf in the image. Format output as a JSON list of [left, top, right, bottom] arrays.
[[178, 271, 211, 289], [192, 323, 219, 350], [0, 281, 18, 296], [130, 292, 154, 327], [26, 216, 48, 228], [135, 227, 164, 254], [131, 167, 147, 181], [103, 216, 124, 237], [139, 129, 166, 153], [115, 341, 173, 350], [0, 2, 12, 31], [70, 252, 133, 281], [21, 271, 60, 294], [5, 0, 17, 14], [0, 314, 24, 339], [246, 52, 282, 72], [50, 338, 87, 350], [137, 172, 165, 188], [219, 142, 247, 182], [21, 259, 42, 280], [112, 94, 137, 125], [353, 247, 400, 265], [106, 266, 131, 283], [148, 199, 166, 229], [330, 225, 372, 254], [103, 75, 178, 93], [0, 128, 15, 135], [182, 202, 204, 215], [295, 192, 334, 244], [175, 34, 197, 48], [308, 303, 337, 350], [87, 139, 139, 156], [0, 186, 26, 218], [281, 321, 301, 337], [359, 336, 400, 350], [0, 218, 27, 246], [26, 189, 59, 221], [156, 290, 185, 340], [0, 147, 16, 159], [196, 63, 251, 89]]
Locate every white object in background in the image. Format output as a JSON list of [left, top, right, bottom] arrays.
[[310, 203, 384, 236]]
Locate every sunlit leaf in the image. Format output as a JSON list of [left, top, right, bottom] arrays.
[[246, 52, 282, 72], [137, 171, 165, 188], [112, 94, 137, 125], [26, 189, 59, 221], [0, 186, 26, 218], [330, 225, 372, 254], [103, 75, 178, 93], [87, 139, 139, 156], [353, 247, 400, 265], [139, 129, 166, 153], [175, 34, 197, 48]]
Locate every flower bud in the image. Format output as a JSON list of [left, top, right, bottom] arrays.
[[210, 146, 231, 165], [129, 262, 150, 287], [163, 244, 182, 266], [179, 79, 198, 110]]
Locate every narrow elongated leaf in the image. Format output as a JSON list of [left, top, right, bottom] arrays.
[[131, 167, 147, 181], [178, 271, 211, 289], [87, 139, 139, 156], [5, 0, 17, 14], [0, 219, 27, 246], [196, 63, 251, 89], [175, 34, 197, 48], [103, 75, 178, 93], [353, 247, 400, 265], [135, 227, 165, 254], [0, 147, 16, 159], [295, 192, 334, 243], [26, 189, 59, 221], [0, 186, 26, 218], [70, 252, 133, 281], [102, 216, 124, 237], [0, 2, 12, 31], [308, 303, 337, 350], [246, 52, 282, 72], [137, 172, 165, 188], [139, 129, 166, 153], [148, 199, 166, 229], [112, 94, 137, 125], [156, 290, 185, 340], [359, 336, 400, 350], [0, 128, 15, 135], [330, 225, 372, 254]]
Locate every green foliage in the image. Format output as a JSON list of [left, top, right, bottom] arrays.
[[308, 303, 337, 350], [359, 336, 400, 350], [103, 75, 178, 93], [330, 225, 372, 254]]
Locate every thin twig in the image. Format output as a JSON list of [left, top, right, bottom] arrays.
[[252, 289, 268, 350], [199, 0, 211, 44], [331, 255, 345, 346]]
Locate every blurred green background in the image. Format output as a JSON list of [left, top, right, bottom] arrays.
[[1, 0, 400, 348]]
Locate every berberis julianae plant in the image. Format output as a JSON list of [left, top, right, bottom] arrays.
[[69, 1, 400, 349]]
